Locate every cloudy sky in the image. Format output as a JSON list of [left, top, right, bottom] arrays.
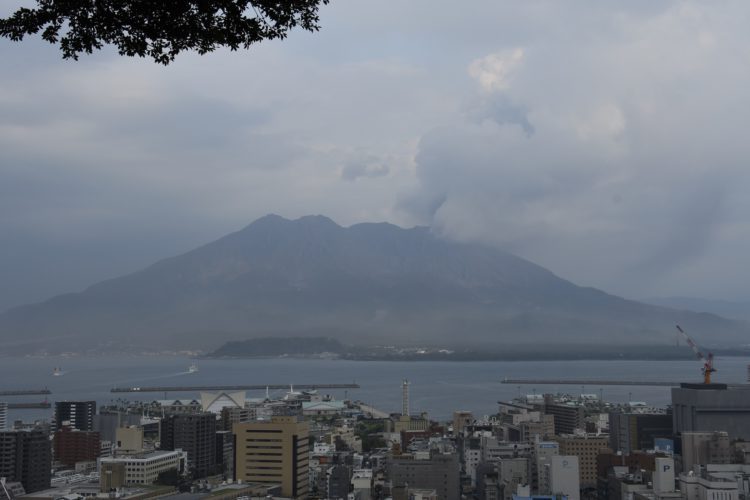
[[2, 1, 750, 312]]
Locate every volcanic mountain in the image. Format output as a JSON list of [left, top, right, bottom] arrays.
[[0, 214, 745, 354]]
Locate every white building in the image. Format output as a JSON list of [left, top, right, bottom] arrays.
[[98, 449, 186, 485], [549, 455, 580, 500]]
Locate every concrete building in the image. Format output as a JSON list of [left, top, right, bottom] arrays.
[[453, 411, 474, 436], [555, 434, 610, 488], [544, 401, 584, 435], [681, 431, 731, 471], [114, 426, 143, 454], [93, 410, 141, 443], [326, 463, 351, 500], [679, 469, 740, 500], [215, 430, 234, 479], [608, 412, 673, 454], [0, 403, 7, 431], [54, 401, 96, 432], [549, 456, 580, 500], [531, 441, 559, 494], [233, 416, 310, 499], [497, 458, 529, 500], [52, 427, 100, 467], [99, 449, 186, 486], [159, 413, 217, 479], [0, 429, 51, 493], [388, 453, 460, 500], [672, 383, 750, 440]]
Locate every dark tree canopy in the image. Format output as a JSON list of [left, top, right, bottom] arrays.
[[0, 1, 329, 64]]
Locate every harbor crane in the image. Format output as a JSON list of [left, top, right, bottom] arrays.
[[676, 324, 716, 384]]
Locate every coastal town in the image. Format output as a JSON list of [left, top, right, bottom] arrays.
[[2, 374, 750, 500]]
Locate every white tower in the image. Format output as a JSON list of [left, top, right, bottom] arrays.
[[402, 379, 410, 416]]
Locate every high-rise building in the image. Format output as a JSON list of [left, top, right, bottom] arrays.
[[160, 413, 217, 479], [543, 400, 584, 435], [234, 416, 310, 499], [608, 412, 672, 454], [54, 401, 96, 431], [53, 426, 101, 466], [672, 383, 750, 440], [681, 431, 731, 471], [0, 429, 52, 493], [0, 403, 8, 431], [215, 430, 234, 479], [555, 434, 610, 488]]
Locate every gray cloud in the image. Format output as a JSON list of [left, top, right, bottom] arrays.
[[2, 0, 750, 310]]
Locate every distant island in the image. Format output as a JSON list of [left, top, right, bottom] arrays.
[[208, 337, 345, 358], [204, 337, 743, 361]]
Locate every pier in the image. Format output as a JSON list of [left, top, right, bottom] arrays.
[[111, 383, 360, 393], [501, 378, 682, 387], [7, 402, 52, 409], [0, 389, 51, 396]]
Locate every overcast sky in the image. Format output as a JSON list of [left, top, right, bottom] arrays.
[[2, 1, 750, 312]]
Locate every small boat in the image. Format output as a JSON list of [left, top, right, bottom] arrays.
[[52, 367, 65, 377], [188, 364, 198, 373]]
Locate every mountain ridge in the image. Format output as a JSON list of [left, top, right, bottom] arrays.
[[0, 214, 745, 354]]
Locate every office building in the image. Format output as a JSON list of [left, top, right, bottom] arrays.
[[115, 426, 143, 454], [52, 426, 101, 466], [549, 456, 580, 500], [94, 410, 141, 442], [681, 431, 731, 471], [555, 434, 610, 488], [608, 412, 673, 454], [160, 413, 217, 479], [544, 401, 584, 435], [234, 416, 310, 499], [672, 383, 750, 440], [453, 411, 474, 436], [99, 449, 187, 486], [0, 429, 51, 493], [54, 401, 96, 432], [388, 453, 460, 500], [531, 441, 559, 493]]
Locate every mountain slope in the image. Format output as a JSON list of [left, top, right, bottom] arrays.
[[0, 214, 746, 354]]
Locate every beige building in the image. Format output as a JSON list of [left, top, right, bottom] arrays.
[[555, 434, 610, 487], [234, 416, 309, 499], [115, 426, 144, 454]]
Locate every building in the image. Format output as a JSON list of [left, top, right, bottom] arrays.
[[681, 431, 731, 471], [453, 411, 474, 436], [99, 449, 187, 486], [388, 453, 460, 500], [54, 401, 96, 432], [608, 412, 673, 454], [94, 410, 141, 443], [531, 441, 559, 493], [234, 416, 310, 499], [215, 430, 234, 479], [159, 413, 217, 479], [549, 456, 580, 500], [200, 392, 245, 414], [544, 402, 584, 435], [115, 426, 143, 454], [52, 427, 100, 467], [555, 434, 610, 488], [0, 429, 51, 493], [672, 383, 750, 440], [0, 403, 7, 431]]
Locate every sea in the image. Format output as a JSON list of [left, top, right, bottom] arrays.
[[1, 355, 749, 423]]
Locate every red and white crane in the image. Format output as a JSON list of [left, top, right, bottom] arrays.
[[675, 324, 716, 384]]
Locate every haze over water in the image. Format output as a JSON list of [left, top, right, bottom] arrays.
[[2, 356, 750, 423]]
